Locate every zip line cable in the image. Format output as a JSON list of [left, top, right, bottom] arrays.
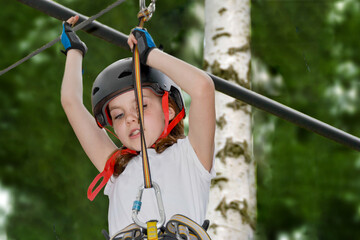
[[17, 0, 130, 49], [0, 0, 127, 77]]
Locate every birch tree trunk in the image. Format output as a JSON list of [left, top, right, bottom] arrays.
[[204, 1, 255, 239]]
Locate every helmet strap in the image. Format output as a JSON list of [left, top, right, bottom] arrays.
[[158, 91, 169, 139], [157, 91, 185, 141], [167, 107, 185, 134], [96, 120, 119, 140]]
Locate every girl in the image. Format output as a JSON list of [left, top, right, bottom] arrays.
[[61, 16, 216, 236]]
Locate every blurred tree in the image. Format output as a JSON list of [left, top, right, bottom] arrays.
[[252, 0, 360, 239], [203, 0, 255, 239]]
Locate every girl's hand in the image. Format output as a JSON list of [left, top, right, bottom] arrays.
[[66, 15, 79, 26], [127, 31, 138, 51], [61, 15, 87, 57], [127, 28, 156, 65]]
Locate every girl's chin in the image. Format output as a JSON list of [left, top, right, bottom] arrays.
[[125, 145, 153, 152], [125, 138, 157, 151]]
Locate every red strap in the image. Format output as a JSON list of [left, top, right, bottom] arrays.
[[87, 148, 137, 201], [158, 91, 185, 140], [167, 108, 185, 134], [96, 120, 119, 140], [158, 92, 169, 139]]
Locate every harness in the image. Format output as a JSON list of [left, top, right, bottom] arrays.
[[106, 214, 211, 240]]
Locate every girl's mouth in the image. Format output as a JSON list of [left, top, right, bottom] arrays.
[[129, 129, 140, 138]]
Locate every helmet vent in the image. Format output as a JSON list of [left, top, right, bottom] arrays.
[[118, 71, 132, 79], [93, 87, 100, 95]]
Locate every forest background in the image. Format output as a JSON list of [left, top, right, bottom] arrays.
[[0, 0, 359, 239]]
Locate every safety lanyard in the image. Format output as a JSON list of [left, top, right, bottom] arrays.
[[132, 23, 153, 189], [133, 0, 156, 188], [131, 2, 165, 236]]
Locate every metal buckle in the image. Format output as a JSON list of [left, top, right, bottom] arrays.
[[132, 182, 166, 230]]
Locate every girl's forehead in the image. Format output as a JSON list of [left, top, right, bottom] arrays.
[[109, 88, 159, 109], [116, 88, 156, 100]]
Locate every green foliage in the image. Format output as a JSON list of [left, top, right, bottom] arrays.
[[252, 0, 360, 239]]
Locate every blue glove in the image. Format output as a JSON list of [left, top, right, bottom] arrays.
[[61, 22, 87, 56], [132, 28, 156, 65]]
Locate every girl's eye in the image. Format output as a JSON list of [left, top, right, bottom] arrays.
[[136, 104, 148, 111], [114, 113, 124, 120]]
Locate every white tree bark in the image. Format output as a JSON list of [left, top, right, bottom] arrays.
[[204, 1, 255, 239]]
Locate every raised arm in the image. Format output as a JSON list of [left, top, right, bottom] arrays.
[[60, 16, 117, 172], [128, 30, 216, 172], [148, 50, 215, 171]]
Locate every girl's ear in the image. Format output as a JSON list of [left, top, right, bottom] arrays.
[[169, 106, 176, 121]]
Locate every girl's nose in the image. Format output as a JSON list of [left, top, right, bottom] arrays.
[[126, 109, 138, 124]]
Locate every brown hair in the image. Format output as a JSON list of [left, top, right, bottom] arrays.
[[113, 97, 185, 177]]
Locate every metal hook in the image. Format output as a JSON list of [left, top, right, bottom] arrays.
[[138, 0, 156, 22], [132, 182, 166, 230]]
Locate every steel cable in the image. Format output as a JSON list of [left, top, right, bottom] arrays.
[[0, 0, 127, 76]]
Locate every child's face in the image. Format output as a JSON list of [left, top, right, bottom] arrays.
[[108, 88, 171, 151]]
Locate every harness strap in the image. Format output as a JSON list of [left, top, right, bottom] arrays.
[[165, 215, 212, 240], [107, 214, 212, 240], [87, 148, 137, 201], [147, 220, 159, 240], [110, 223, 144, 240]]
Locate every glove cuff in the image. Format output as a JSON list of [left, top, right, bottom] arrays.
[[62, 43, 88, 57]]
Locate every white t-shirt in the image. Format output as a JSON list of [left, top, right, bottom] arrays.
[[104, 137, 215, 236]]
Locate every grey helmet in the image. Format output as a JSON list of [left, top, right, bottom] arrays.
[[91, 58, 185, 128]]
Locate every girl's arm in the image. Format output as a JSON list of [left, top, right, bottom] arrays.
[[128, 29, 215, 172], [61, 17, 117, 172], [147, 50, 216, 172]]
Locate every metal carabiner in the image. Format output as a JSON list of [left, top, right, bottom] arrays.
[[139, 0, 147, 12], [138, 0, 156, 22], [132, 181, 166, 230]]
